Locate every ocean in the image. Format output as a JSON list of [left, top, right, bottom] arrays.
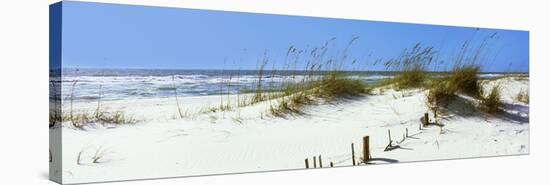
[[56, 68, 509, 102]]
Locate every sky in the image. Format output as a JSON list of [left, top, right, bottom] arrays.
[[60, 1, 529, 72]]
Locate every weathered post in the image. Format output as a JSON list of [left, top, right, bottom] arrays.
[[406, 128, 409, 137], [363, 136, 370, 163], [351, 143, 356, 166], [330, 162, 334, 167], [387, 129, 392, 144], [319, 155, 323, 168], [313, 156, 317, 168], [305, 158, 309, 169], [424, 113, 429, 126]]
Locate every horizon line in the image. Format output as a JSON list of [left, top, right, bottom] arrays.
[[60, 67, 528, 74]]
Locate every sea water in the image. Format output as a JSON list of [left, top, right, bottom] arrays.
[[56, 68, 508, 102]]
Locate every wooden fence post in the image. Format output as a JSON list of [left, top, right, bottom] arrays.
[[387, 129, 392, 144], [363, 136, 370, 163], [406, 128, 409, 137], [424, 113, 429, 126], [305, 158, 309, 169], [351, 143, 356, 166], [313, 156, 317, 168], [319, 155, 323, 168], [330, 162, 334, 167]]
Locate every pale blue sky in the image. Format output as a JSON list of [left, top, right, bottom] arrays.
[[60, 1, 529, 72]]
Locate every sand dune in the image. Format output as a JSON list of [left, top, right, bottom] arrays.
[[57, 77, 529, 184]]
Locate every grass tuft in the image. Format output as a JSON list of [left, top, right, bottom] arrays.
[[269, 72, 367, 117], [386, 43, 436, 89], [63, 111, 137, 129], [448, 65, 482, 97], [516, 88, 529, 104], [426, 80, 457, 109], [317, 72, 367, 100], [480, 85, 502, 114]]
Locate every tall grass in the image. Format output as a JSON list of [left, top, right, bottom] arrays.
[[189, 33, 506, 118], [69, 80, 80, 128], [444, 33, 499, 98], [253, 54, 269, 103], [426, 79, 457, 109], [172, 75, 185, 118], [516, 88, 529, 104], [426, 64, 483, 108], [62, 111, 137, 127], [426, 32, 501, 113], [448, 65, 482, 97], [49, 79, 61, 127], [94, 71, 104, 119], [269, 72, 367, 117], [480, 85, 502, 114], [192, 38, 370, 117], [317, 72, 366, 100], [263, 38, 368, 116], [62, 71, 137, 128], [384, 43, 436, 89]]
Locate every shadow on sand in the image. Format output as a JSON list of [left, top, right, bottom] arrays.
[[438, 95, 529, 125]]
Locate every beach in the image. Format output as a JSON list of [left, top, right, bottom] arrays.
[[46, 3, 531, 184], [55, 76, 529, 184]]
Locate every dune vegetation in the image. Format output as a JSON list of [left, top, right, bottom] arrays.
[[52, 33, 517, 127]]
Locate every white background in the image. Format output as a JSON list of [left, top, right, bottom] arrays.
[[0, 0, 547, 184]]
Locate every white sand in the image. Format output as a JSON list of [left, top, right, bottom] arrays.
[[56, 77, 529, 184]]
